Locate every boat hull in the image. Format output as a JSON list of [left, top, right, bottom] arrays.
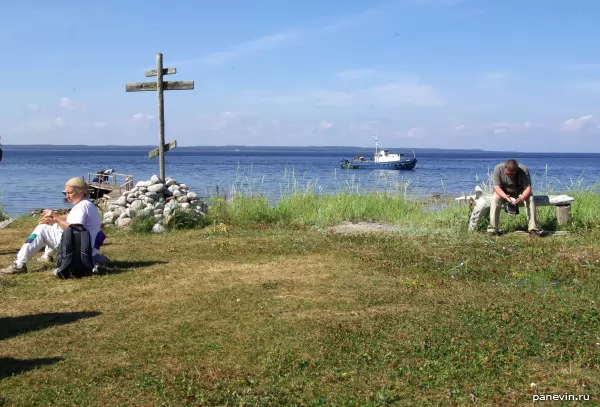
[[340, 158, 417, 170]]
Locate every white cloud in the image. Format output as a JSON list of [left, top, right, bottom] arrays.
[[406, 127, 422, 138], [132, 113, 153, 121], [454, 124, 466, 131], [59, 97, 76, 109], [491, 121, 533, 134], [335, 69, 374, 81], [55, 117, 66, 126], [131, 113, 155, 130], [93, 121, 108, 129], [395, 127, 422, 139], [561, 115, 594, 132], [27, 103, 40, 112], [318, 121, 335, 130]]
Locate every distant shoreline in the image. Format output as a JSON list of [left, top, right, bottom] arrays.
[[2, 145, 599, 155]]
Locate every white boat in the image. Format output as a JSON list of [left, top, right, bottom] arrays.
[[340, 136, 417, 170]]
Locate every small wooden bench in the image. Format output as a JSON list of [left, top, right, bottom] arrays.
[[456, 187, 575, 232]]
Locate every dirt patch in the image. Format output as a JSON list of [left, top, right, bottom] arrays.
[[325, 221, 436, 236], [326, 221, 404, 234]]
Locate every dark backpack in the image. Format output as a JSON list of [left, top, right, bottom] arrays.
[[55, 224, 94, 279]]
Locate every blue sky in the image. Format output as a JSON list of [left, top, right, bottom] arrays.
[[1, 0, 599, 152]]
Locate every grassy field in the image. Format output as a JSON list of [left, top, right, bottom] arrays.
[[1, 192, 599, 406]]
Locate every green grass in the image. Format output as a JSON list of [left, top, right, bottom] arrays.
[[0, 204, 7, 222], [206, 188, 600, 234], [207, 193, 425, 228], [1, 193, 599, 406]]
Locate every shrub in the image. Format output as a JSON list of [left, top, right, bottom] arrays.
[[130, 215, 156, 234], [167, 209, 211, 230]]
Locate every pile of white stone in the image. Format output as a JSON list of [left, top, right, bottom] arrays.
[[100, 175, 208, 233]]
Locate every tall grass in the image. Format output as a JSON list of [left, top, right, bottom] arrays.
[[570, 189, 600, 230], [472, 163, 596, 197], [208, 193, 423, 228], [276, 193, 423, 227], [186, 166, 600, 233], [531, 164, 591, 195], [207, 188, 599, 233], [223, 165, 417, 203]]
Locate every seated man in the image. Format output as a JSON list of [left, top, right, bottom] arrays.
[[487, 159, 542, 236], [1, 177, 101, 274]]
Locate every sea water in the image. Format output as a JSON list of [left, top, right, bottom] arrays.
[[0, 146, 599, 217]]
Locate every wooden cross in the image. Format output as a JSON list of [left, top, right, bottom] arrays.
[[126, 53, 194, 181]]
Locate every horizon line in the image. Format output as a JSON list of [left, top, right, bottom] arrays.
[[1, 144, 599, 154]]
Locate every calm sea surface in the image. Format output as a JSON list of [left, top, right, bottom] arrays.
[[1, 147, 599, 216]]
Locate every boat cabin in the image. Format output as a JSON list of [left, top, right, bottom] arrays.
[[375, 149, 403, 163]]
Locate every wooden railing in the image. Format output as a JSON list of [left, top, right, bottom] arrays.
[[86, 172, 134, 197]]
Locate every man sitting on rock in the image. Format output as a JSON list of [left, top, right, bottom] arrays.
[[487, 159, 543, 236], [1, 177, 101, 274]]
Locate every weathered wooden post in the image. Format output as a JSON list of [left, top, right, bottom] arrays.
[[126, 53, 194, 181]]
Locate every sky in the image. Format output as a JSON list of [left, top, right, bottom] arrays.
[[1, 0, 600, 152]]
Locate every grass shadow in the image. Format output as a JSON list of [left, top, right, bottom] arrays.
[[0, 249, 18, 255], [98, 260, 168, 275], [0, 311, 102, 341], [0, 357, 63, 380]]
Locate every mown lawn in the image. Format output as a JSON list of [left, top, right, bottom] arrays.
[[1, 205, 599, 406]]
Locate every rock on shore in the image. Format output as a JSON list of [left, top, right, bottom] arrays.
[[100, 175, 208, 232]]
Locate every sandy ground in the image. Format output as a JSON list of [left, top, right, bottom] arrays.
[[326, 221, 405, 234]]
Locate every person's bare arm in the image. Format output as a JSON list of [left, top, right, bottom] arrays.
[[493, 185, 514, 203], [516, 185, 532, 204]]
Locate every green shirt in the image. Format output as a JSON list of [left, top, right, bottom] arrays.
[[492, 163, 532, 196]]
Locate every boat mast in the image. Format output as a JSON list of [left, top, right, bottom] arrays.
[[374, 134, 379, 161]]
